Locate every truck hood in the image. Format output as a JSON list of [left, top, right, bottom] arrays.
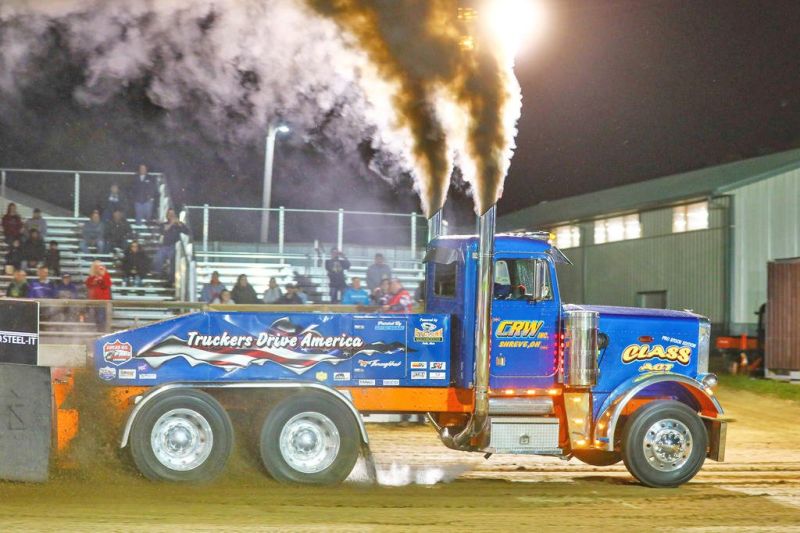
[[564, 304, 705, 321]]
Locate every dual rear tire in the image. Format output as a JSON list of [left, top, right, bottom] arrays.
[[129, 390, 360, 484]]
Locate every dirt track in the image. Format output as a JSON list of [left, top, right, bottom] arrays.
[[2, 385, 800, 532]]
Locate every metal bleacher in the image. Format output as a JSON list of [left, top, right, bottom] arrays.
[[192, 250, 425, 304]]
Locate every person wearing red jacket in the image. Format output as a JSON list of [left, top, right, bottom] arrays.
[[382, 279, 413, 314], [86, 260, 112, 330]]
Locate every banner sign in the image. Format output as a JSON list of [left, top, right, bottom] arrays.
[[0, 299, 39, 366], [95, 312, 451, 387]]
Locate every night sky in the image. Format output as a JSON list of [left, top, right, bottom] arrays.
[[0, 0, 798, 231], [502, 0, 800, 214]]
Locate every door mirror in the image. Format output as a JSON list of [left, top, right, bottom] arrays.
[[530, 260, 550, 302]]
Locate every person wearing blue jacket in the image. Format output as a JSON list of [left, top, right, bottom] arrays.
[[341, 277, 371, 305], [27, 266, 55, 299]]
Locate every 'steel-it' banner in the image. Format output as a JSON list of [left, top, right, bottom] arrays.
[[0, 299, 39, 366]]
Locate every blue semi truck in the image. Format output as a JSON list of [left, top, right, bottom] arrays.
[[95, 208, 726, 487]]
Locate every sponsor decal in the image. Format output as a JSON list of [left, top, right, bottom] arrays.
[[414, 321, 444, 343], [134, 317, 412, 374], [315, 371, 328, 381], [103, 340, 133, 366], [411, 370, 427, 380], [334, 372, 351, 381], [638, 362, 674, 373], [410, 361, 427, 369], [118, 368, 137, 379], [495, 320, 544, 338], [622, 344, 692, 365], [429, 361, 446, 370], [98, 366, 116, 381], [137, 363, 149, 372], [660, 335, 697, 348], [375, 320, 404, 331], [139, 373, 157, 380], [358, 379, 376, 386], [358, 359, 402, 369], [382, 379, 400, 386], [429, 371, 446, 380]]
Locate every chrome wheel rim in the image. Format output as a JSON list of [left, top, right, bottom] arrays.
[[151, 408, 214, 471], [279, 412, 340, 474], [643, 418, 693, 472]]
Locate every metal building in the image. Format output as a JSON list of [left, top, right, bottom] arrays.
[[498, 148, 800, 341]]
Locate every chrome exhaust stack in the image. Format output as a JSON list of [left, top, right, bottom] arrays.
[[440, 204, 495, 450]]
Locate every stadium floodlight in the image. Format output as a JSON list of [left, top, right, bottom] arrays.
[[481, 0, 548, 57]]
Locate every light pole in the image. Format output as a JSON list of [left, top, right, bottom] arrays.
[[261, 123, 290, 244]]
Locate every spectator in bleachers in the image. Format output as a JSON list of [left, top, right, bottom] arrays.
[[5, 238, 22, 274], [45, 241, 60, 277], [24, 208, 48, 239], [55, 273, 79, 299], [382, 279, 413, 314], [22, 228, 46, 268], [133, 164, 158, 224], [102, 183, 124, 222], [231, 274, 259, 304], [80, 210, 105, 254], [277, 284, 304, 305], [86, 260, 112, 331], [105, 209, 133, 254], [342, 277, 370, 305], [122, 241, 150, 287], [263, 277, 282, 304], [153, 208, 189, 279], [366, 253, 392, 292], [2, 203, 23, 245], [28, 266, 55, 299], [200, 271, 227, 303], [371, 278, 391, 306], [5, 269, 28, 298], [54, 273, 79, 321], [212, 289, 233, 304], [325, 248, 350, 303], [296, 285, 309, 304]]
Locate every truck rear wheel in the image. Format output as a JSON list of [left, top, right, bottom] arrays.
[[130, 389, 234, 482], [621, 400, 707, 488], [260, 394, 360, 485]]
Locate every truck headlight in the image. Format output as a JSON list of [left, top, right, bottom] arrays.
[[697, 319, 711, 374]]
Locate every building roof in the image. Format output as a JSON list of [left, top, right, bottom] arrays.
[[498, 148, 800, 230]]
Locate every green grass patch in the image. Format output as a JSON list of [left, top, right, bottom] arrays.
[[719, 374, 800, 404]]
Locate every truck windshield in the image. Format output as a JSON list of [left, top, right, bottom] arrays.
[[494, 259, 551, 301]]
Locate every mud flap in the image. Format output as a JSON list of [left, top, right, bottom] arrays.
[[701, 416, 727, 462], [361, 443, 378, 484], [0, 364, 51, 482]]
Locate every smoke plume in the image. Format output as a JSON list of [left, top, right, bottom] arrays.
[[0, 0, 522, 216]]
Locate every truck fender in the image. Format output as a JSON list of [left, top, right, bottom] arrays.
[[593, 372, 723, 452], [119, 381, 369, 448]]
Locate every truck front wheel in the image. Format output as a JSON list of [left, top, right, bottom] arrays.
[[621, 400, 707, 488], [260, 394, 360, 485], [130, 389, 234, 482]]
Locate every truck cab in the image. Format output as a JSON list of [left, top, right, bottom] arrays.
[[425, 233, 565, 392]]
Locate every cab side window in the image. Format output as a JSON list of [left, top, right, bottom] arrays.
[[433, 262, 457, 298], [494, 259, 552, 301]]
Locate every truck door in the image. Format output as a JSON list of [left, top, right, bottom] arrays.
[[490, 255, 559, 388]]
